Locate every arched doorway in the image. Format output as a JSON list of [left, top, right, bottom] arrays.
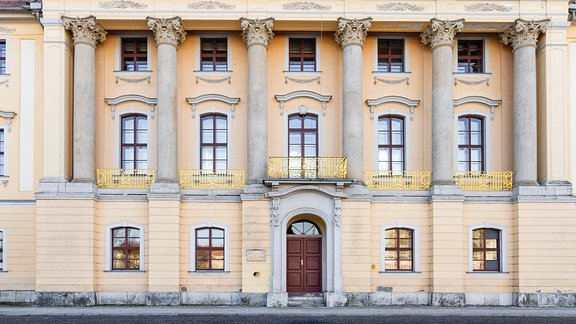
[[286, 220, 322, 292]]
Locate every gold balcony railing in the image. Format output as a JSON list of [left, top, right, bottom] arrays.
[[453, 171, 514, 191], [96, 169, 157, 189], [364, 170, 432, 190], [268, 157, 347, 179], [179, 169, 246, 189]]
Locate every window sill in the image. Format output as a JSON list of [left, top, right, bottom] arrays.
[[194, 71, 232, 76], [283, 71, 322, 76], [372, 71, 411, 77], [104, 270, 145, 274], [113, 70, 153, 75], [453, 72, 491, 78], [466, 271, 509, 276], [189, 270, 230, 275], [379, 271, 421, 276]]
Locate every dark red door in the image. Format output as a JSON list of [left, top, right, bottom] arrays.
[[287, 236, 322, 292]]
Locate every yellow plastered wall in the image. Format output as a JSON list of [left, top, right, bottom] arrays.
[[0, 205, 36, 290], [341, 200, 371, 292], [241, 200, 270, 292], [180, 202, 242, 292]]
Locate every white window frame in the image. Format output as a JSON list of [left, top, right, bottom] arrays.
[[195, 33, 231, 75], [468, 223, 507, 273], [190, 222, 230, 272], [105, 221, 145, 272], [0, 36, 8, 75], [284, 33, 321, 75], [380, 222, 420, 273], [454, 110, 490, 172], [0, 127, 6, 177], [454, 36, 490, 75], [115, 33, 152, 73], [195, 109, 232, 170], [373, 35, 410, 74], [283, 109, 323, 158], [115, 109, 153, 170], [0, 228, 6, 271], [374, 112, 410, 171]]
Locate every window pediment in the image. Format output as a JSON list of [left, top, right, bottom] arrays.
[[0, 110, 16, 132], [104, 94, 157, 119], [365, 96, 420, 121], [186, 94, 240, 119], [453, 96, 501, 120], [275, 90, 332, 116]]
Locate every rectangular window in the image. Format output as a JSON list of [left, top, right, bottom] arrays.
[[458, 116, 484, 172], [201, 114, 228, 171], [472, 228, 500, 271], [289, 38, 316, 72], [378, 116, 404, 172], [0, 40, 6, 74], [196, 227, 225, 270], [457, 40, 483, 73], [0, 230, 4, 270], [0, 129, 4, 176], [201, 38, 228, 71], [121, 114, 148, 170], [385, 228, 413, 271], [377, 39, 404, 72], [121, 38, 148, 71], [112, 227, 140, 270]]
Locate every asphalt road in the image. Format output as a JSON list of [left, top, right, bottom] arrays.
[[1, 315, 576, 324]]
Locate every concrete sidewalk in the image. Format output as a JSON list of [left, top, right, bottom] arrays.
[[0, 306, 576, 317]]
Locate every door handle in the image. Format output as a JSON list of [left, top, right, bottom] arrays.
[[300, 259, 303, 266]]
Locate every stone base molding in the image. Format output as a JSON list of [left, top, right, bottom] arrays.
[[2, 291, 576, 307]]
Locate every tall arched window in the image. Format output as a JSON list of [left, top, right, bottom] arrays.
[[111, 226, 141, 270], [458, 115, 484, 171], [121, 114, 148, 170], [200, 114, 228, 171], [288, 113, 318, 158], [378, 115, 404, 172]]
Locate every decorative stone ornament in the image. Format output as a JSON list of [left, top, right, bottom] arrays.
[[501, 18, 550, 52], [334, 17, 372, 48], [146, 17, 186, 47], [240, 18, 274, 48], [421, 18, 465, 50], [61, 16, 107, 48]]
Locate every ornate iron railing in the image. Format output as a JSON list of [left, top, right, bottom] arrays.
[[364, 170, 432, 190], [453, 171, 514, 191], [96, 169, 156, 189], [268, 157, 347, 179], [179, 169, 246, 189]]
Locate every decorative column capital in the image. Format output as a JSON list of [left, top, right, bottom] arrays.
[[61, 16, 107, 47], [334, 17, 372, 48], [146, 16, 186, 47], [421, 18, 464, 50], [501, 18, 550, 51], [240, 17, 274, 48]]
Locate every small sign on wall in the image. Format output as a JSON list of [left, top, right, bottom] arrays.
[[246, 249, 266, 262]]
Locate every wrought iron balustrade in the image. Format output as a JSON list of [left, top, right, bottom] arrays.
[[179, 169, 246, 189], [453, 171, 514, 191], [364, 170, 432, 190], [268, 157, 347, 179], [96, 169, 156, 189]]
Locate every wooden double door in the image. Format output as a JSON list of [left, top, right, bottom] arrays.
[[287, 236, 322, 292]]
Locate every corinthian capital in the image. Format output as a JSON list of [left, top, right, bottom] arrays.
[[334, 17, 372, 48], [421, 18, 464, 49], [240, 17, 274, 48], [146, 16, 186, 47], [501, 18, 550, 51], [62, 16, 107, 47]]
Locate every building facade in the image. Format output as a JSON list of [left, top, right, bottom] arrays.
[[0, 0, 576, 307]]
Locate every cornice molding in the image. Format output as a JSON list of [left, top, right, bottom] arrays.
[[188, 1, 235, 10], [0, 110, 17, 132], [240, 17, 274, 48], [283, 2, 331, 10], [377, 2, 424, 11], [501, 18, 550, 52], [99, 0, 147, 9], [146, 16, 186, 47], [104, 94, 157, 119], [275, 90, 332, 116], [464, 3, 512, 12], [421, 18, 464, 50], [453, 95, 501, 120], [334, 17, 372, 48], [61, 16, 107, 48]]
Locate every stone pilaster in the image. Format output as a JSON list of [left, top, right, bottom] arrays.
[[147, 17, 185, 189], [334, 17, 371, 182], [240, 18, 274, 184], [421, 18, 464, 186], [501, 19, 549, 186], [62, 16, 106, 184]]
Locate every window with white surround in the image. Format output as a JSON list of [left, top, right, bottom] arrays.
[[116, 34, 151, 72], [378, 115, 405, 172], [120, 114, 148, 170], [200, 114, 228, 171], [373, 36, 409, 73], [195, 34, 231, 73], [0, 129, 5, 176], [468, 223, 507, 273], [0, 39, 6, 74], [105, 222, 144, 272], [454, 37, 489, 74], [457, 115, 485, 172], [381, 223, 419, 273], [284, 34, 320, 74], [0, 229, 5, 271], [190, 222, 229, 272]]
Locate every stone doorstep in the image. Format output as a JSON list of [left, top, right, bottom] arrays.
[[287, 293, 325, 307]]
